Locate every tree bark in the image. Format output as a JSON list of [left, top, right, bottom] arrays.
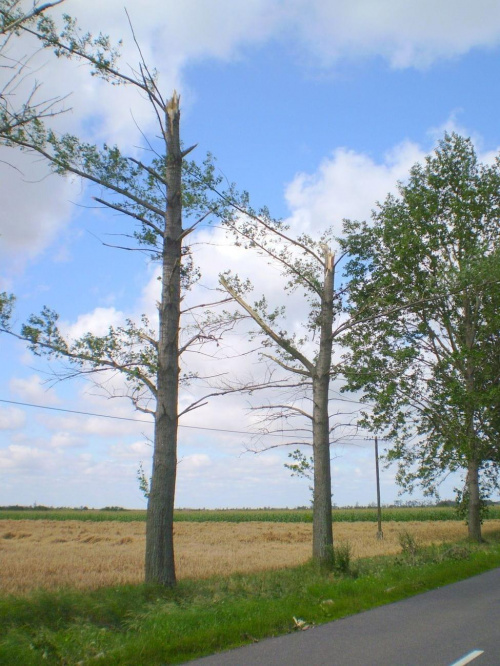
[[145, 93, 183, 585], [467, 457, 482, 542], [463, 292, 483, 543], [312, 249, 335, 567]]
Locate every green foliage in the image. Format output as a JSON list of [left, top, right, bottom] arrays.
[[1, 538, 499, 664], [36, 12, 123, 80], [284, 449, 314, 481], [137, 462, 151, 500], [341, 133, 500, 505], [332, 541, 353, 575], [398, 530, 420, 559], [0, 291, 14, 329]]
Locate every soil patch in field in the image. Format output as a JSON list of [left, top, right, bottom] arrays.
[[1, 519, 499, 594]]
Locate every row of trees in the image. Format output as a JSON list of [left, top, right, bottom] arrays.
[[1, 6, 498, 585]]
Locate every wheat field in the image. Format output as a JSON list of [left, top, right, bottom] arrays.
[[1, 519, 499, 595]]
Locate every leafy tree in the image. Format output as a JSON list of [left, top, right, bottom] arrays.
[[0, 19, 246, 586], [341, 133, 500, 541]]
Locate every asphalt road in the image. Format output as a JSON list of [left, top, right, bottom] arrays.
[[187, 567, 500, 665]]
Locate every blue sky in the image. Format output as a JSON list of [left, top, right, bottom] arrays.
[[1, 0, 500, 509]]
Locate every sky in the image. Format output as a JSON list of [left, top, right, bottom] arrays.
[[1, 0, 500, 509]]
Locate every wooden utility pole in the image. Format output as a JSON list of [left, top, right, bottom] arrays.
[[375, 436, 383, 539]]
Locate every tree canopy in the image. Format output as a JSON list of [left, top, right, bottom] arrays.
[[341, 133, 500, 540]]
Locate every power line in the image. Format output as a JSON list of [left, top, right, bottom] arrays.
[[0, 398, 297, 439], [0, 398, 378, 442], [0, 398, 154, 424]]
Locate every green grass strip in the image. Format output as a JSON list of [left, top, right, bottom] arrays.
[[1, 536, 499, 665], [2, 506, 500, 522]]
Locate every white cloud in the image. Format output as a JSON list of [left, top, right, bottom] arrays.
[[0, 407, 26, 431], [181, 453, 211, 475], [285, 140, 426, 235], [10, 374, 59, 405], [38, 411, 151, 439], [110, 440, 153, 460], [288, 0, 500, 69], [0, 444, 56, 472], [283, 128, 500, 243], [70, 0, 500, 74], [49, 431, 85, 449], [0, 152, 82, 270], [62, 306, 125, 339]]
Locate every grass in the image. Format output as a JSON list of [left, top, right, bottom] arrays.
[[2, 506, 500, 522], [1, 533, 500, 665]]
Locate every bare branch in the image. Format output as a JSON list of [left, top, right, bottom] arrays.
[[249, 403, 313, 420], [93, 196, 162, 236], [220, 276, 315, 374]]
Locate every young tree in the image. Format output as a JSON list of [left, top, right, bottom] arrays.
[[340, 134, 500, 541], [0, 20, 245, 586]]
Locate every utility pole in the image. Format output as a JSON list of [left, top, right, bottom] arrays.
[[375, 436, 383, 539]]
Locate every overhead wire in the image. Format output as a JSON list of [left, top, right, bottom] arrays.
[[0, 398, 379, 442]]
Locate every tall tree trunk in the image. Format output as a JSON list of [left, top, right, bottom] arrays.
[[467, 457, 482, 542], [463, 293, 483, 543], [312, 249, 335, 567], [145, 93, 183, 585], [312, 376, 333, 566]]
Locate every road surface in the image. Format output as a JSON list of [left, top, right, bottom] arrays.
[[187, 567, 500, 665]]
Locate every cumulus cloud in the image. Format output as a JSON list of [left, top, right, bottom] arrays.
[[288, 0, 500, 69], [0, 443, 56, 472], [48, 431, 86, 449], [0, 153, 82, 270], [62, 306, 126, 339], [10, 374, 59, 405], [0, 407, 26, 431], [285, 140, 426, 235], [110, 440, 153, 460], [68, 0, 500, 76]]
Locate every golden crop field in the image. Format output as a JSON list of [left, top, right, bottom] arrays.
[[1, 519, 500, 595]]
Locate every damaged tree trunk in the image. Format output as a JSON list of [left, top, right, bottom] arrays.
[[145, 93, 183, 586], [312, 248, 335, 567], [220, 247, 336, 569]]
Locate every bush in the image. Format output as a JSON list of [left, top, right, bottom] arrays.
[[398, 530, 419, 559], [333, 541, 353, 575]]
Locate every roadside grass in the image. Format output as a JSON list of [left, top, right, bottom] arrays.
[[2, 506, 500, 522], [1, 532, 499, 665]]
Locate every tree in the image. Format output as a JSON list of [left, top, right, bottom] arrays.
[[341, 133, 500, 541], [208, 183, 431, 566], [0, 1, 68, 134], [0, 19, 245, 586], [211, 198, 360, 567]]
